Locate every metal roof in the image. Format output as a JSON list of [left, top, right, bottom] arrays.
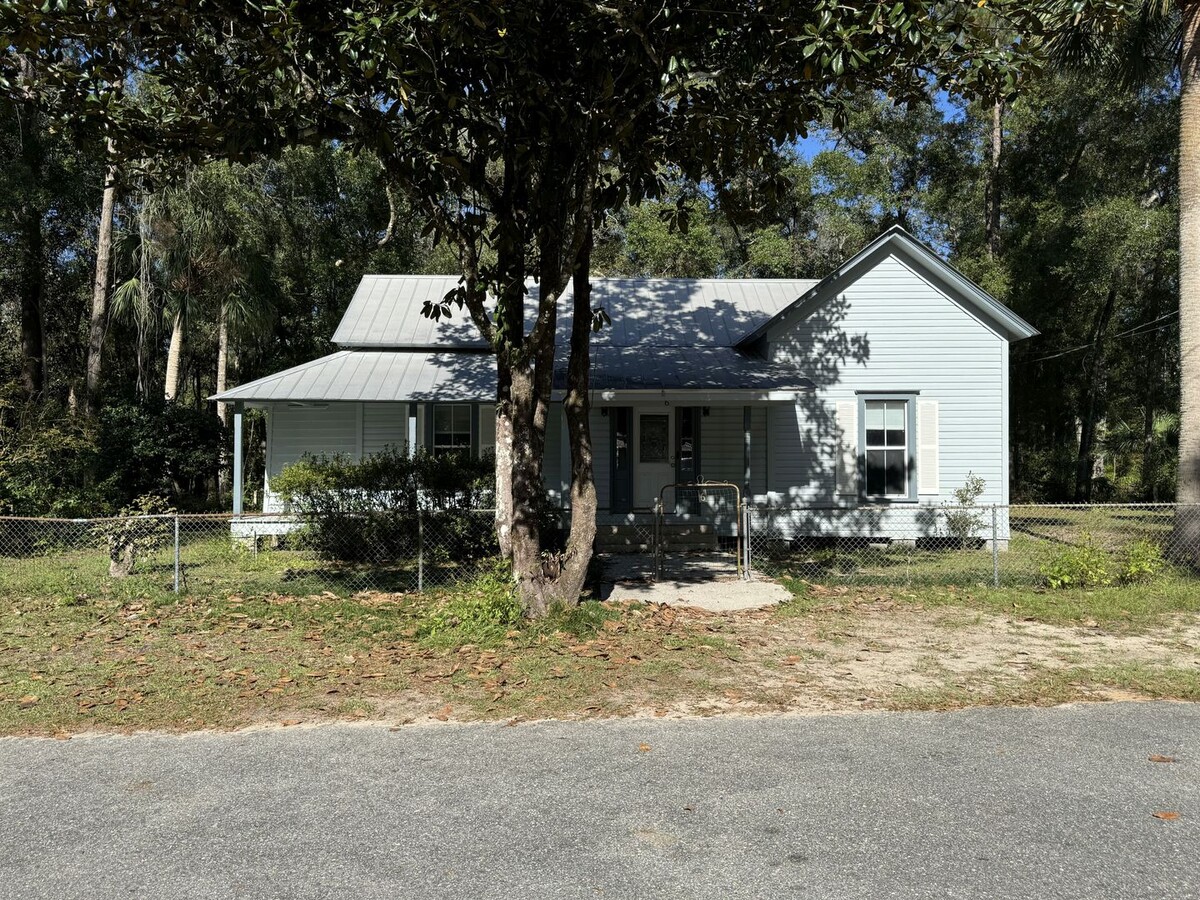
[[331, 276, 818, 349], [578, 279, 817, 347], [213, 350, 497, 404], [213, 346, 813, 404], [563, 347, 814, 392], [331, 276, 491, 348]]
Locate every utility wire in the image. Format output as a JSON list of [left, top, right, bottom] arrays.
[[1027, 310, 1179, 364]]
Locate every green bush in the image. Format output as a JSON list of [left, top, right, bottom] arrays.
[[1041, 533, 1114, 589], [1119, 539, 1166, 583], [0, 399, 105, 516], [419, 561, 524, 640], [95, 494, 175, 577], [1041, 534, 1167, 589], [272, 448, 497, 564]]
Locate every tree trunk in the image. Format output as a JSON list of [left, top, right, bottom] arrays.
[[19, 195, 46, 400], [1075, 285, 1118, 501], [216, 303, 231, 427], [164, 308, 185, 402], [17, 61, 45, 400], [216, 303, 232, 502], [557, 229, 599, 605], [1176, 3, 1200, 551], [83, 145, 118, 418], [985, 98, 1004, 259]]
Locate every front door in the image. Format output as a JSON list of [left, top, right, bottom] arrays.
[[634, 409, 674, 509]]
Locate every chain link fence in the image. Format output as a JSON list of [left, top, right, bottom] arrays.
[[0, 510, 499, 600], [745, 503, 1198, 588], [1, 503, 1196, 599]]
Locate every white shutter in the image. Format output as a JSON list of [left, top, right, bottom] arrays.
[[836, 400, 858, 496], [918, 399, 940, 495]]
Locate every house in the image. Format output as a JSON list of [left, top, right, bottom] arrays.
[[213, 227, 1038, 546]]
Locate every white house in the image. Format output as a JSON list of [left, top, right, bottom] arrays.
[[214, 227, 1037, 545]]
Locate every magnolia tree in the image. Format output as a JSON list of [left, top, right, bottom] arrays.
[[2, 1, 1040, 612]]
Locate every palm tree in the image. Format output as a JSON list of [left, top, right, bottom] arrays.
[[1038, 1, 1197, 541]]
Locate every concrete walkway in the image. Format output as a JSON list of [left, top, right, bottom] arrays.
[[597, 551, 791, 611], [2, 703, 1196, 899]]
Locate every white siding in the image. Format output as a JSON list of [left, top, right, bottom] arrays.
[[763, 253, 1008, 537], [591, 409, 611, 511], [264, 402, 360, 511], [362, 402, 408, 456]]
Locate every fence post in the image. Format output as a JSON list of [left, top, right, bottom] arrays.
[[173, 514, 181, 594], [653, 498, 661, 582], [991, 504, 999, 588], [743, 503, 752, 580], [417, 508, 424, 592]]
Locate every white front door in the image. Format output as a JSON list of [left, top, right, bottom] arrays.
[[634, 409, 674, 509]]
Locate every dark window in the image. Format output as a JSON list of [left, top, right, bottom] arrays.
[[639, 414, 670, 463], [863, 399, 909, 497], [433, 404, 472, 457]]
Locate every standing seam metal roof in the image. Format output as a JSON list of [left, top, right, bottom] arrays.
[[331, 276, 819, 349]]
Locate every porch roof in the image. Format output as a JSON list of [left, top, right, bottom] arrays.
[[559, 347, 814, 392], [212, 347, 813, 405]]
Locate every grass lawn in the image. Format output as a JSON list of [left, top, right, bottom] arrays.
[[1, 565, 1198, 735], [1, 512, 1198, 735]]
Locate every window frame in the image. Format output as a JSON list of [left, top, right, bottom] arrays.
[[857, 392, 918, 503], [431, 403, 473, 458]]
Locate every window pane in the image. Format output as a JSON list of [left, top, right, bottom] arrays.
[[434, 406, 452, 432], [864, 401, 885, 432], [453, 405, 471, 433], [885, 402, 905, 432], [865, 449, 886, 496], [885, 449, 906, 495], [640, 415, 669, 463]]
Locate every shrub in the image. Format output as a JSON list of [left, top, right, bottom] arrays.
[[1042, 534, 1167, 590], [0, 398, 105, 517], [419, 561, 524, 640], [97, 402, 226, 509], [1119, 539, 1165, 583], [272, 448, 498, 564], [1041, 533, 1114, 589], [941, 472, 987, 550], [95, 494, 175, 578]]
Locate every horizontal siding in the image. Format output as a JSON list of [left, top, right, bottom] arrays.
[[591, 409, 612, 511], [362, 402, 407, 456], [264, 402, 360, 511], [764, 253, 1007, 510]]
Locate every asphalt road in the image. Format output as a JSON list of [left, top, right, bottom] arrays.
[[0, 702, 1196, 899]]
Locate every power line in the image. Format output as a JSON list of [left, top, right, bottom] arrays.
[[1027, 310, 1179, 364]]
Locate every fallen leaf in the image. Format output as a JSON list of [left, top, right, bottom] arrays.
[[433, 704, 452, 722], [1152, 811, 1181, 821], [1149, 755, 1177, 764], [17, 695, 38, 708], [638, 743, 652, 752]]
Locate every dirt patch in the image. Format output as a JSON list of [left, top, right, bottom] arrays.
[[672, 592, 1200, 714], [3, 585, 1198, 736]]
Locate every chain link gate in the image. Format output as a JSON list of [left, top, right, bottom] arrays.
[[653, 481, 747, 582]]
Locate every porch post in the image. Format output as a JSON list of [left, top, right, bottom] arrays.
[[743, 406, 752, 497], [232, 401, 244, 515]]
